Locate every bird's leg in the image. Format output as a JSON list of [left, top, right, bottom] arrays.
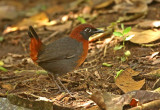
[[56, 77, 73, 97], [48, 73, 73, 97], [47, 73, 62, 91]]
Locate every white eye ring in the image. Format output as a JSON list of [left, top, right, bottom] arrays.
[[84, 28, 91, 32]]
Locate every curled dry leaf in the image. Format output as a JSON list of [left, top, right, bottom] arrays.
[[90, 90, 160, 110], [115, 68, 145, 93], [129, 29, 160, 44], [90, 91, 107, 110]]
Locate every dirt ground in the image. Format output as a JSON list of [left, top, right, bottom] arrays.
[[0, 0, 160, 109]]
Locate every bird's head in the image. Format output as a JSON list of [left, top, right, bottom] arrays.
[[70, 24, 104, 41]]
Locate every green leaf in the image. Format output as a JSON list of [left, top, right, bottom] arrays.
[[40, 5, 47, 11], [154, 87, 160, 92], [121, 56, 126, 62], [77, 16, 86, 24], [115, 69, 124, 79], [0, 61, 4, 66], [102, 63, 113, 67], [124, 50, 131, 57], [114, 45, 123, 51], [0, 36, 4, 42], [0, 66, 7, 72], [121, 24, 124, 30], [123, 27, 131, 34], [36, 70, 48, 74], [113, 32, 123, 37]]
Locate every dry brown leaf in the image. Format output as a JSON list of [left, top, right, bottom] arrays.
[[144, 69, 160, 77], [0, 1, 23, 20], [88, 0, 114, 9], [90, 90, 160, 110], [114, 0, 123, 4], [3, 12, 49, 34], [113, 0, 148, 14], [129, 29, 160, 44], [0, 5, 18, 20], [1, 83, 14, 91], [155, 0, 160, 2], [138, 20, 160, 29], [95, 0, 114, 9], [115, 68, 145, 93], [2, 4, 66, 35], [90, 91, 107, 110]]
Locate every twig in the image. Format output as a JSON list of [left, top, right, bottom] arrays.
[[20, 40, 27, 54], [42, 31, 59, 43]]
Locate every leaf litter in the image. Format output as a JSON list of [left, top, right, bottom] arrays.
[[0, 0, 160, 110]]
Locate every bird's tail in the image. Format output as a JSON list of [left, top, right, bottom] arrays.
[[28, 26, 42, 63]]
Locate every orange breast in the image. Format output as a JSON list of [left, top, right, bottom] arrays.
[[76, 40, 89, 68]]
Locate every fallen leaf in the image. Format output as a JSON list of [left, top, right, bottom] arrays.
[[0, 66, 8, 72], [102, 63, 113, 67], [1, 83, 13, 91], [2, 4, 65, 34], [0, 61, 4, 66], [115, 68, 145, 93], [90, 0, 114, 9], [0, 5, 18, 20], [0, 1, 22, 20], [113, 0, 148, 14], [138, 20, 160, 29], [90, 91, 107, 110], [82, 6, 92, 15], [152, 58, 160, 65], [90, 90, 160, 110], [3, 12, 49, 34], [129, 29, 160, 44], [144, 69, 160, 77]]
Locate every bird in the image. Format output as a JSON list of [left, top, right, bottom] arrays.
[[28, 24, 104, 95]]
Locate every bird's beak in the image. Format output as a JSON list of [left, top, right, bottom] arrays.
[[93, 28, 104, 34]]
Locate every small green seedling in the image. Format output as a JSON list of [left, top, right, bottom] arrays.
[[114, 45, 123, 51], [113, 24, 132, 62], [124, 50, 131, 57], [119, 50, 131, 62], [121, 56, 126, 62], [113, 24, 132, 49], [0, 61, 7, 72], [115, 69, 124, 79], [36, 70, 48, 74], [0, 36, 4, 42], [77, 16, 86, 24], [102, 63, 113, 67]]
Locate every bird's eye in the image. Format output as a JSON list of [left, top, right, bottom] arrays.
[[84, 28, 91, 33]]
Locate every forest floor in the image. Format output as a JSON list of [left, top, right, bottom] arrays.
[[0, 0, 160, 110]]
